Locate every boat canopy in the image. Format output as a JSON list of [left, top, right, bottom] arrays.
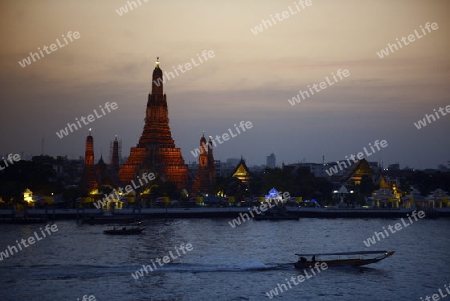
[[295, 250, 390, 256]]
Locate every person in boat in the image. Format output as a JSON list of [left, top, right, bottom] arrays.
[[312, 255, 316, 262]]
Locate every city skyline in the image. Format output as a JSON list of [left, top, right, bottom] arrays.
[[1, 0, 449, 169]]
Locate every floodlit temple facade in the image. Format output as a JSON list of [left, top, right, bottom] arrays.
[[80, 130, 122, 194], [340, 158, 373, 185], [232, 157, 250, 184], [118, 58, 188, 190]]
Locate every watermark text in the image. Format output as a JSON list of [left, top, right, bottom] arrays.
[[325, 139, 387, 177], [0, 154, 20, 171], [228, 191, 290, 228], [251, 0, 313, 35], [288, 69, 350, 106], [414, 105, 450, 129], [363, 210, 425, 247], [93, 172, 155, 209], [265, 262, 328, 298], [191, 121, 253, 158], [77, 295, 96, 301], [115, 0, 150, 16], [0, 224, 58, 261], [131, 243, 193, 280], [376, 22, 438, 58], [153, 51, 215, 87], [55, 102, 118, 139], [18, 31, 80, 68], [420, 282, 450, 301]]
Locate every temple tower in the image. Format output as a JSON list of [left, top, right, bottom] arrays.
[[199, 133, 208, 168], [81, 129, 97, 192], [109, 136, 121, 172], [207, 136, 216, 188], [118, 58, 188, 190], [192, 133, 216, 196]]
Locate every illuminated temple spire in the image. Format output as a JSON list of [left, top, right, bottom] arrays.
[[151, 56, 163, 95], [192, 131, 216, 196], [119, 58, 188, 190], [81, 129, 97, 192]]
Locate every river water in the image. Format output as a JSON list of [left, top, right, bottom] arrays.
[[0, 217, 449, 301]]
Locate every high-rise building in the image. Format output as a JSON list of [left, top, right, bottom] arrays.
[[266, 153, 276, 169], [118, 58, 188, 190]]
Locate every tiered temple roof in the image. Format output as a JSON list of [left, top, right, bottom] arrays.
[[118, 58, 188, 190], [340, 158, 373, 185], [232, 157, 250, 183]]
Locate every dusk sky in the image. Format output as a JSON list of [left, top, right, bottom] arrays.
[[1, 0, 449, 169]]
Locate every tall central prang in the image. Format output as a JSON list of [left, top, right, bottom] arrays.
[[118, 58, 188, 190]]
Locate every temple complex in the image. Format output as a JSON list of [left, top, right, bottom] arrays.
[[191, 133, 216, 196], [118, 58, 189, 190], [80, 130, 121, 194]]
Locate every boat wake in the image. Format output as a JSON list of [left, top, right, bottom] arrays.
[[0, 261, 290, 281], [157, 261, 281, 273]]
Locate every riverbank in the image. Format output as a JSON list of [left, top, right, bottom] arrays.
[[0, 207, 448, 223]]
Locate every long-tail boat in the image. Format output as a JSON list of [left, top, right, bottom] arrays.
[[103, 222, 145, 235], [294, 250, 394, 269]]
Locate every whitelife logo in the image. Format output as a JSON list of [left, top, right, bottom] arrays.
[[250, 0, 313, 35], [0, 224, 58, 261], [376, 22, 439, 58], [363, 210, 425, 247], [287, 69, 350, 106], [93, 172, 155, 209], [228, 192, 290, 228], [265, 262, 328, 298], [420, 283, 450, 301], [190, 121, 253, 158], [76, 295, 96, 301], [152, 51, 215, 87], [55, 102, 118, 139], [18, 31, 80, 68], [414, 105, 450, 130], [131, 243, 193, 280], [0, 154, 20, 171], [325, 139, 388, 177], [115, 0, 149, 16]]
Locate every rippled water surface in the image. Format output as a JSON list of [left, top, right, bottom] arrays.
[[1, 217, 449, 301]]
